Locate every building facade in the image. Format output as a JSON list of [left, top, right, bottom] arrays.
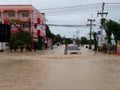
[[0, 5, 46, 39], [0, 5, 47, 50]]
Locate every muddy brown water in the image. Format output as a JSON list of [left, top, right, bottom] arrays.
[[0, 45, 120, 90]]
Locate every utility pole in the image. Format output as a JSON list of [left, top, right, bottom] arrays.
[[97, 2, 108, 46], [87, 19, 95, 49], [76, 30, 79, 45]]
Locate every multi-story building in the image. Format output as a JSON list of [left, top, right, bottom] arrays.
[[0, 5, 47, 50], [0, 4, 46, 37]]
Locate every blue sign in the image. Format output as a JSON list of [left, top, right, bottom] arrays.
[[98, 31, 101, 35]]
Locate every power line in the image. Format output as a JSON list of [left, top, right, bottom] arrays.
[[39, 5, 100, 14], [45, 10, 99, 16], [39, 3, 100, 10], [38, 3, 120, 12], [106, 2, 120, 4], [47, 24, 88, 28], [37, 2, 120, 16], [40, 5, 100, 16]]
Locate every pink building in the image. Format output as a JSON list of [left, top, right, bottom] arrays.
[[0, 5, 46, 41]]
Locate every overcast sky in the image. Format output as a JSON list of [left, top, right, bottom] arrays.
[[0, 0, 120, 38]]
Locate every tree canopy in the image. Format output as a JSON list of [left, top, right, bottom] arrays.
[[9, 29, 33, 48], [46, 24, 62, 44], [100, 18, 120, 50]]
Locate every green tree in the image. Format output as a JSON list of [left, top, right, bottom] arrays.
[[101, 19, 120, 51], [108, 20, 120, 50], [80, 37, 88, 45], [9, 19, 24, 25], [65, 38, 72, 44], [56, 34, 62, 43], [9, 29, 33, 52], [46, 24, 52, 38], [46, 24, 62, 45], [101, 18, 112, 44]]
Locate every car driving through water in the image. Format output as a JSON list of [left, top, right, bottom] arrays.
[[64, 44, 81, 55]]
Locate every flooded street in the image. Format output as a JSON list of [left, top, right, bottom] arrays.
[[0, 45, 120, 90]]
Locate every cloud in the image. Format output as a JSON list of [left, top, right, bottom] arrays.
[[0, 0, 120, 38]]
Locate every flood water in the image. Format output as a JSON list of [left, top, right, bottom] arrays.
[[0, 45, 120, 90]]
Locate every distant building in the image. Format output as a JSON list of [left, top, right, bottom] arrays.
[[0, 5, 47, 50]]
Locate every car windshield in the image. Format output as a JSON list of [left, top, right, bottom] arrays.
[[67, 45, 79, 50]]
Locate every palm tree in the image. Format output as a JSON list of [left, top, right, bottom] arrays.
[[101, 19, 120, 51], [101, 18, 112, 44], [108, 20, 120, 50]]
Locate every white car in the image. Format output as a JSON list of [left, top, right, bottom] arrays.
[[64, 44, 81, 54]]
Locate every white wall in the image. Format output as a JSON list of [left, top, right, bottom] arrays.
[[0, 42, 8, 50]]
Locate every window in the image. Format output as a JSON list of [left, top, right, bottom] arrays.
[[21, 23, 29, 28], [8, 11, 15, 17], [22, 12, 29, 17]]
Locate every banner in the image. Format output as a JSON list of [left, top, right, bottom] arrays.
[[37, 30, 40, 36], [37, 25, 46, 37], [11, 23, 20, 33], [37, 18, 40, 24]]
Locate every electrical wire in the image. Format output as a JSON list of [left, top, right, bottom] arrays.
[[39, 4, 101, 16], [36, 2, 120, 16], [45, 10, 98, 16], [39, 3, 100, 10]]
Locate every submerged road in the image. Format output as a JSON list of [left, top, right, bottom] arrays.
[[0, 45, 120, 90]]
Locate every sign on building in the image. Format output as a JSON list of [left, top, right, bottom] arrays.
[[11, 23, 20, 33]]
